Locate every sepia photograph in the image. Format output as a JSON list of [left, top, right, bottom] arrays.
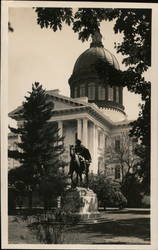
[[1, 1, 158, 249]]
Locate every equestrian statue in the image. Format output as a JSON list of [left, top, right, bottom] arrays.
[[68, 139, 92, 188]]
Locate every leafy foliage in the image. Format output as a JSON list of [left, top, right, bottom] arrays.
[[88, 174, 127, 209], [121, 173, 143, 207], [129, 99, 150, 193], [8, 82, 66, 206], [96, 9, 151, 192], [35, 8, 73, 31], [35, 8, 151, 69], [107, 9, 151, 72], [17, 202, 81, 244]]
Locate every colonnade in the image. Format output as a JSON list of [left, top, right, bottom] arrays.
[[57, 118, 108, 174]]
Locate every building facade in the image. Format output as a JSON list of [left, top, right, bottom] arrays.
[[9, 32, 136, 181]]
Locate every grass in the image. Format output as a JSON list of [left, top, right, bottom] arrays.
[[8, 208, 150, 245]]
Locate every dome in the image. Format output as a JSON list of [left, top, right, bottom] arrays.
[[73, 47, 120, 77], [68, 31, 126, 121]]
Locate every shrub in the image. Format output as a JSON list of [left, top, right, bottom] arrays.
[[88, 174, 127, 209], [18, 194, 81, 244], [121, 173, 143, 207]]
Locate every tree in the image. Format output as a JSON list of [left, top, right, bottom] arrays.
[[105, 132, 140, 185], [8, 82, 66, 208], [34, 8, 151, 192], [105, 132, 145, 207]]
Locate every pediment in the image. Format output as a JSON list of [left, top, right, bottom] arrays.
[[9, 92, 85, 120]]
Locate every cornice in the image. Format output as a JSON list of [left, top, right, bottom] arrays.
[[50, 105, 113, 128], [8, 92, 131, 129]]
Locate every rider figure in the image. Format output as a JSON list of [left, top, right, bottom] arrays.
[[74, 139, 92, 174], [68, 139, 92, 176]]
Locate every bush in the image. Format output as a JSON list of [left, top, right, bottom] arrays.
[[18, 203, 81, 244], [15, 189, 82, 244], [121, 173, 143, 208], [88, 174, 127, 209], [113, 191, 127, 209]]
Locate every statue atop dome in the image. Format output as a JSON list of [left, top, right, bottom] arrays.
[[90, 30, 104, 48]]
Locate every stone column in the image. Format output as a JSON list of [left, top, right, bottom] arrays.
[[83, 118, 88, 147], [58, 120, 63, 137], [77, 119, 82, 140], [90, 123, 98, 174], [91, 122, 96, 173], [94, 125, 98, 174]]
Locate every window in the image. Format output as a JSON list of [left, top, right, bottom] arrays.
[[98, 85, 105, 100], [115, 165, 121, 179], [108, 86, 114, 101], [80, 84, 85, 97], [115, 139, 120, 152], [115, 87, 119, 103], [74, 87, 78, 98], [88, 83, 95, 100]]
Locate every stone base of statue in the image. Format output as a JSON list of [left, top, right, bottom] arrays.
[[62, 187, 100, 221]]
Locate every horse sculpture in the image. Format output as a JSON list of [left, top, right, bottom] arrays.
[[69, 145, 89, 188]]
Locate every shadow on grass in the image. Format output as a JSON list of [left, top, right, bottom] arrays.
[[92, 242, 149, 245], [69, 217, 150, 242], [106, 209, 150, 215]]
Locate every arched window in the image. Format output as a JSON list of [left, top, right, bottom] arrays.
[[108, 85, 114, 101], [80, 84, 85, 97], [98, 85, 105, 100], [88, 83, 95, 100], [115, 86, 119, 103], [74, 87, 78, 98]]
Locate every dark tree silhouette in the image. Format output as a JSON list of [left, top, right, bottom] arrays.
[[8, 82, 66, 208]]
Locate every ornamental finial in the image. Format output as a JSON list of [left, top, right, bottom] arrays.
[[90, 30, 104, 48]]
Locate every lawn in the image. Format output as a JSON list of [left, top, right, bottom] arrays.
[[8, 208, 150, 245]]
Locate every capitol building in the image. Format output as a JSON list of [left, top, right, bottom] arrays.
[[9, 32, 134, 180]]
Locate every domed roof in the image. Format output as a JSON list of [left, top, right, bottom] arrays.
[[68, 31, 125, 117], [73, 46, 120, 75]]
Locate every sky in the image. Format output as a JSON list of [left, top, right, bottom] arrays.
[[8, 7, 149, 127]]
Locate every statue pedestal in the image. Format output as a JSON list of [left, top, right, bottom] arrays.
[[62, 187, 100, 220]]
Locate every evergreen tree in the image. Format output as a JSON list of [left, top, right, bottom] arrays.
[[8, 82, 66, 207]]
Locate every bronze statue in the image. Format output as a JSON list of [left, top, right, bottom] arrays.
[[68, 140, 91, 188]]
